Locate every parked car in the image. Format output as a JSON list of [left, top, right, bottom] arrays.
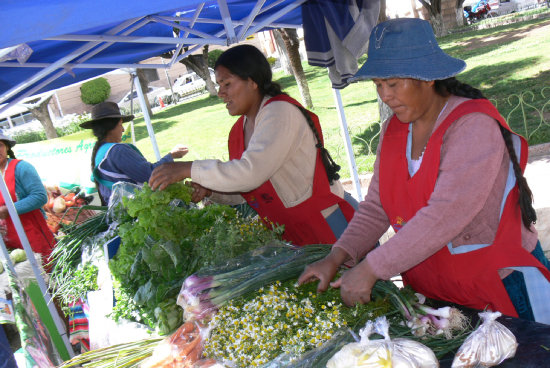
[[117, 86, 168, 110], [172, 68, 216, 98]]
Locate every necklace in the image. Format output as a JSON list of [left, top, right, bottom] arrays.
[[410, 99, 449, 162]]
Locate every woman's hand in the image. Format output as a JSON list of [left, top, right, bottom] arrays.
[[190, 182, 212, 203], [170, 144, 189, 159], [298, 247, 350, 293], [0, 206, 9, 219], [330, 258, 378, 306], [149, 162, 192, 191]]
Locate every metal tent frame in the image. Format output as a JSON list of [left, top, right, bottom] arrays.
[[0, 2, 380, 356]]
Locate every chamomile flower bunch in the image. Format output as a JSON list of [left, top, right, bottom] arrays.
[[203, 281, 352, 367]]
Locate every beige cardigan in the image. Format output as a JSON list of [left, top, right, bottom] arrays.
[[191, 96, 344, 209]]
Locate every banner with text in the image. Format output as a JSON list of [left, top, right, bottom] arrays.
[[13, 130, 133, 194]]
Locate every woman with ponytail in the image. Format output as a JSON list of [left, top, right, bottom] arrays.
[[80, 102, 188, 206], [299, 18, 550, 324], [150, 44, 357, 246]]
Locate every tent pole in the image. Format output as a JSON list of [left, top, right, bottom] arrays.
[[331, 87, 363, 201], [132, 71, 161, 160], [0, 176, 74, 358]]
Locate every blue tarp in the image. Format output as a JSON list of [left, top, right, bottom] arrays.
[[0, 0, 303, 107], [0, 0, 379, 109]]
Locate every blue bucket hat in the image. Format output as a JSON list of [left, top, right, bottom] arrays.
[[353, 18, 466, 81]]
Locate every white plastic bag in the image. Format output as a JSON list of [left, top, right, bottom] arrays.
[[451, 311, 517, 368], [327, 316, 439, 368]]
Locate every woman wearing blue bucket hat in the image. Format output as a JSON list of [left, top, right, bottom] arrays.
[[300, 18, 550, 324]]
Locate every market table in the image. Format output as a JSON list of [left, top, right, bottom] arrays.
[[439, 310, 550, 367]]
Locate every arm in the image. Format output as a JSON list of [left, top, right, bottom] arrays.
[[13, 161, 48, 214], [366, 113, 506, 280], [107, 144, 174, 184], [331, 122, 392, 265], [191, 101, 310, 192]]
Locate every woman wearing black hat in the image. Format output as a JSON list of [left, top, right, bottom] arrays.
[[81, 102, 188, 205], [299, 18, 550, 324], [0, 133, 55, 264]]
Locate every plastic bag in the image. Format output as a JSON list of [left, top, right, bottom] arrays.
[[258, 329, 353, 368], [326, 316, 439, 368], [140, 321, 207, 368], [451, 311, 517, 368], [106, 181, 142, 221]]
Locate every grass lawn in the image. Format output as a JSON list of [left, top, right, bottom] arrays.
[[87, 16, 550, 180]]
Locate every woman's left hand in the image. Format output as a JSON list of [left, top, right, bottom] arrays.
[[149, 162, 192, 191], [170, 144, 189, 159], [330, 258, 378, 307], [0, 206, 8, 219]]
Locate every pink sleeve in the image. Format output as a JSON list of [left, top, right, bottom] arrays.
[[366, 112, 506, 279], [332, 123, 391, 264]]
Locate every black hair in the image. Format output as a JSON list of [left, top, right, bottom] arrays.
[[1, 141, 16, 159], [215, 45, 341, 184], [89, 117, 120, 206], [214, 44, 284, 97], [434, 78, 536, 229]]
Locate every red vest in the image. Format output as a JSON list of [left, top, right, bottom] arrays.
[[0, 159, 55, 261], [228, 95, 355, 245], [379, 99, 550, 317]]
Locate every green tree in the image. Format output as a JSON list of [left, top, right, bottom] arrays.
[[80, 77, 111, 105], [207, 49, 223, 68]]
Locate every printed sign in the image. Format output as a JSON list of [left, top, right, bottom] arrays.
[[13, 129, 133, 194]]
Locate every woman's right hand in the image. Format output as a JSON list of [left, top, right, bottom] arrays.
[[149, 162, 192, 191], [298, 247, 350, 293]]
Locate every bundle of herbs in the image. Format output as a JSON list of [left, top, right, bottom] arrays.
[[107, 182, 282, 334], [48, 207, 109, 313]]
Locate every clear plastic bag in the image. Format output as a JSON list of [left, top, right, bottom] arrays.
[[106, 181, 141, 222], [326, 316, 439, 368], [451, 311, 517, 368]]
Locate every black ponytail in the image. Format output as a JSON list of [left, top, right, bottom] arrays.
[[89, 118, 120, 206], [295, 105, 341, 184], [435, 78, 536, 229]]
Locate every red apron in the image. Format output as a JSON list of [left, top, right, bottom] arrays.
[[228, 95, 355, 246], [379, 99, 550, 317], [1, 159, 55, 261]]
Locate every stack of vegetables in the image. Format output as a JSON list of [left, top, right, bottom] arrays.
[[59, 242, 475, 368], [49, 181, 283, 334]]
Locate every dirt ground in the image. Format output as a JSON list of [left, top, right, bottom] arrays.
[[459, 16, 550, 51]]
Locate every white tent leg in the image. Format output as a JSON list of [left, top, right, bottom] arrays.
[[332, 88, 363, 201], [133, 71, 161, 160], [0, 176, 74, 358]]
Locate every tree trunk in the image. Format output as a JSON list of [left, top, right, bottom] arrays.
[[29, 96, 57, 139], [136, 68, 153, 117], [180, 46, 217, 97], [273, 30, 293, 75], [378, 0, 387, 22], [411, 0, 420, 18], [431, 12, 447, 36], [456, 0, 467, 26], [278, 28, 313, 109], [419, 0, 447, 36]]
